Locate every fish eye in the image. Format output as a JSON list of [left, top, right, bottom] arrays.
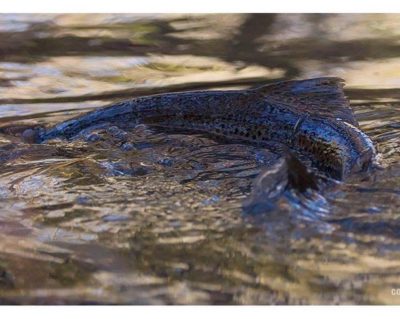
[[354, 148, 374, 173], [356, 157, 363, 170]]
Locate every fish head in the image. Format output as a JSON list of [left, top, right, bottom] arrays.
[[351, 146, 376, 175], [337, 121, 377, 177]]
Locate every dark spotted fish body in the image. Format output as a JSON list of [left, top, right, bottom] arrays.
[[40, 77, 376, 180]]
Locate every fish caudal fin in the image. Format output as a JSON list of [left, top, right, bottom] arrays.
[[254, 77, 358, 126]]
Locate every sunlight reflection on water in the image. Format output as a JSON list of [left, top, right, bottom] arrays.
[[0, 13, 399, 305]]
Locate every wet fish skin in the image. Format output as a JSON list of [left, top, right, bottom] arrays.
[[292, 116, 376, 179], [40, 78, 376, 180]]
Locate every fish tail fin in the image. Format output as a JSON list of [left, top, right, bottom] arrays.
[[39, 101, 135, 142], [253, 77, 358, 126]]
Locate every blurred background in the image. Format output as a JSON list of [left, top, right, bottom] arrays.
[[0, 14, 400, 305], [1, 14, 400, 117]]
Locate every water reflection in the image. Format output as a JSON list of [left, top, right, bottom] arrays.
[[0, 13, 399, 304]]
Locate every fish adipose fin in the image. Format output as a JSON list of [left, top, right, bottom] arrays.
[[254, 77, 358, 126]]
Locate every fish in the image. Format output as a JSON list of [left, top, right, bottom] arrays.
[[38, 77, 376, 181]]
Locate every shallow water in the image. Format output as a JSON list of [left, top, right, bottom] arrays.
[[0, 13, 400, 304]]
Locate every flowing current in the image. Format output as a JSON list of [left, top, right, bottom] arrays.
[[0, 14, 399, 304]]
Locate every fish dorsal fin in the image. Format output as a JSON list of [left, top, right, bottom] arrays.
[[253, 77, 358, 126]]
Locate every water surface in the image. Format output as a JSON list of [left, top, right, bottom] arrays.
[[0, 14, 400, 304]]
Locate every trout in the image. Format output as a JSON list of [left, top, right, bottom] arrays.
[[39, 77, 376, 180]]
